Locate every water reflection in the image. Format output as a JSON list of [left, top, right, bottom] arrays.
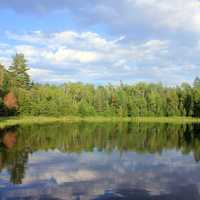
[[0, 123, 200, 199], [0, 127, 17, 173], [0, 126, 17, 150]]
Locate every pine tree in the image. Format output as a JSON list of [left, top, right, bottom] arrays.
[[9, 53, 30, 89]]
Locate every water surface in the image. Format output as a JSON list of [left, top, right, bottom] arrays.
[[0, 122, 200, 200]]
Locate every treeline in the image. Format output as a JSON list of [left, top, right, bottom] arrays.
[[0, 54, 200, 117]]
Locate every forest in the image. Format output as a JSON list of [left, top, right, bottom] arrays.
[[0, 53, 200, 118]]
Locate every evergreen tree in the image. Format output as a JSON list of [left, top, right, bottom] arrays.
[[9, 53, 30, 89]]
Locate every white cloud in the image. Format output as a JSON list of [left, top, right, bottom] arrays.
[[7, 31, 159, 65], [6, 31, 45, 43], [130, 0, 200, 33], [0, 30, 199, 85], [43, 48, 99, 64], [29, 68, 78, 83]]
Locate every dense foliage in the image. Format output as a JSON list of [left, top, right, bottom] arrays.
[[0, 54, 200, 117]]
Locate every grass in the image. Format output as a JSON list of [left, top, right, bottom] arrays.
[[0, 116, 200, 128]]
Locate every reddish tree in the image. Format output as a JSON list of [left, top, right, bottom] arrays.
[[3, 91, 18, 109]]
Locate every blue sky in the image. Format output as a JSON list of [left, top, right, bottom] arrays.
[[0, 0, 199, 85]]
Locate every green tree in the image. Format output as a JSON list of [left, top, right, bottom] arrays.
[[180, 83, 193, 116], [9, 53, 30, 89], [193, 77, 200, 117]]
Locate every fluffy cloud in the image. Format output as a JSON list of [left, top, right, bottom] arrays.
[[0, 30, 199, 85], [130, 0, 200, 33]]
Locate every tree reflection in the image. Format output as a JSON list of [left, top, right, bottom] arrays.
[[1, 122, 200, 184], [0, 126, 17, 171], [0, 126, 29, 184], [0, 126, 17, 149]]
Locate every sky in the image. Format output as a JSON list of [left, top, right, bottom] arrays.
[[0, 0, 200, 85]]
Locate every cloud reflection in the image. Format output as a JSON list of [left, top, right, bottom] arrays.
[[1, 149, 200, 199]]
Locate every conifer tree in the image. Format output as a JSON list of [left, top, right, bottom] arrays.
[[9, 53, 30, 89]]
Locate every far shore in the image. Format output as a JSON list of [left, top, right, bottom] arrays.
[[1, 116, 200, 129]]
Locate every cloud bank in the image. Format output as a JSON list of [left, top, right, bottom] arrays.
[[0, 0, 199, 85], [0, 30, 198, 85]]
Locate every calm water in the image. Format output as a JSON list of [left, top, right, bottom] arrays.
[[0, 123, 200, 200]]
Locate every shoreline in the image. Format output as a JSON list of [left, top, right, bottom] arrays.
[[1, 116, 200, 128]]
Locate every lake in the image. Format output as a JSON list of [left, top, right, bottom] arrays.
[[0, 122, 200, 200]]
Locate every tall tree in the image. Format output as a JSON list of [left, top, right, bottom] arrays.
[[9, 53, 30, 89], [193, 77, 200, 117], [180, 83, 193, 116]]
